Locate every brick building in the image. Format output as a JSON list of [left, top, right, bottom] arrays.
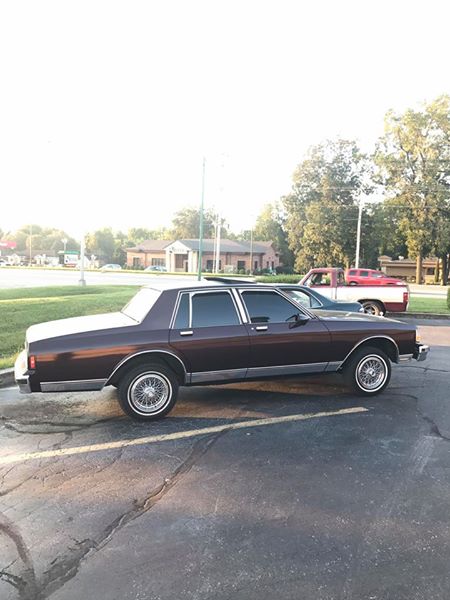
[[126, 239, 280, 273]]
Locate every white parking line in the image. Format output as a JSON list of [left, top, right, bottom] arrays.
[[0, 407, 368, 466]]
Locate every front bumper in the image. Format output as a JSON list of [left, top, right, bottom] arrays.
[[14, 350, 31, 393], [414, 343, 430, 362]]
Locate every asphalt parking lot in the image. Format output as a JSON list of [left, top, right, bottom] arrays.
[[1, 320, 449, 600]]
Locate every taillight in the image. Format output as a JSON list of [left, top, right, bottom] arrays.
[[403, 292, 409, 304], [29, 355, 36, 370]]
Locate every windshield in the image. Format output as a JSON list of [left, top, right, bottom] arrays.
[[121, 288, 161, 323]]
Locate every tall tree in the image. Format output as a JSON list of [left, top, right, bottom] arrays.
[[283, 140, 372, 272], [171, 206, 226, 239], [253, 203, 294, 270], [85, 228, 116, 262], [375, 96, 450, 283]]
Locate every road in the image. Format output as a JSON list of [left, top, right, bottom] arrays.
[[0, 267, 448, 298], [1, 320, 449, 600]]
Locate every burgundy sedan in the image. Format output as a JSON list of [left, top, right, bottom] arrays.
[[15, 281, 429, 421]]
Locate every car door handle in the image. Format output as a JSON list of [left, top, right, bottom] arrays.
[[255, 325, 268, 331], [180, 330, 193, 336]]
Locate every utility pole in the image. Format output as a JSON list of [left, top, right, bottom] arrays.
[[198, 158, 205, 281], [79, 233, 86, 286], [29, 224, 32, 266], [355, 199, 363, 268], [250, 226, 254, 274], [214, 217, 221, 273]]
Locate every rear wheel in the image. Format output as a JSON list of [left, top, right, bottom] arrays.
[[118, 363, 179, 421], [343, 346, 391, 396], [361, 300, 384, 316], [349, 281, 358, 286]]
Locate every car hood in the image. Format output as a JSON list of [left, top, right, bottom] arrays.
[[311, 309, 402, 324], [26, 312, 136, 343]]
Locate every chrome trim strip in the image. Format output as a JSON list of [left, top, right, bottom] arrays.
[[231, 288, 249, 324], [106, 350, 187, 385], [338, 335, 400, 368], [324, 361, 341, 372], [41, 379, 107, 392], [247, 362, 328, 377], [190, 368, 248, 384]]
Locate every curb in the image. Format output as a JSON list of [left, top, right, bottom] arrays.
[[0, 368, 15, 389], [387, 312, 450, 321]]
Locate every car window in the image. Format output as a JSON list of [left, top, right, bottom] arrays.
[[370, 272, 383, 278], [121, 288, 161, 322], [337, 271, 345, 286], [348, 270, 357, 276], [241, 290, 298, 323], [283, 288, 321, 309], [174, 293, 189, 329], [360, 270, 369, 277], [192, 292, 240, 328]]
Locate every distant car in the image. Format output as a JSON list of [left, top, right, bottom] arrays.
[[0, 259, 8, 267], [100, 264, 122, 271], [276, 285, 364, 313], [345, 268, 404, 286], [144, 265, 167, 272]]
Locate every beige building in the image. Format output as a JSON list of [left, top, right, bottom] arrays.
[[378, 255, 441, 283], [126, 239, 280, 273]]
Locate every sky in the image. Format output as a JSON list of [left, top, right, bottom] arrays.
[[1, 0, 449, 239]]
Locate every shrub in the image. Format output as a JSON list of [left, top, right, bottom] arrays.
[[256, 274, 303, 283], [447, 287, 450, 310]]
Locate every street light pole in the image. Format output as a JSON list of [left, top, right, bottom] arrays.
[[29, 224, 32, 266], [198, 157, 206, 281], [250, 226, 253, 275], [79, 233, 86, 286], [355, 199, 363, 268]]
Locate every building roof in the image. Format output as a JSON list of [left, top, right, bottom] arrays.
[[173, 239, 276, 254], [127, 240, 173, 252]]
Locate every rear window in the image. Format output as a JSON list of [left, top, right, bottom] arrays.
[[121, 288, 161, 322]]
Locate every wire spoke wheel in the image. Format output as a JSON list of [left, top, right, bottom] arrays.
[[129, 373, 171, 413], [356, 355, 387, 391]]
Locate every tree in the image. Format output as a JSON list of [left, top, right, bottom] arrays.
[[375, 96, 450, 283], [252, 203, 294, 270], [171, 207, 223, 239], [282, 140, 372, 272], [85, 228, 116, 262]]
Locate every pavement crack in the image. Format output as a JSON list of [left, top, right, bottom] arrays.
[[0, 512, 40, 600], [38, 428, 227, 598]]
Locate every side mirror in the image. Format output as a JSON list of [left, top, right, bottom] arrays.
[[289, 313, 310, 328]]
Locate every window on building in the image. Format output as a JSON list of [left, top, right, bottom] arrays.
[[132, 257, 141, 268], [151, 258, 165, 267], [237, 260, 246, 272]]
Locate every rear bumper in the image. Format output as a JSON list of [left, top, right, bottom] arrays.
[[413, 344, 430, 362], [14, 350, 32, 393]]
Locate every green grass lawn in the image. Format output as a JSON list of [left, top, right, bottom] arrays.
[[0, 286, 137, 370], [408, 296, 450, 315]]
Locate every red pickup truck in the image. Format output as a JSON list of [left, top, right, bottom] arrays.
[[299, 268, 410, 315], [345, 268, 404, 286]]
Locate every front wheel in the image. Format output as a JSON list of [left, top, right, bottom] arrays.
[[118, 363, 179, 421], [343, 346, 391, 396]]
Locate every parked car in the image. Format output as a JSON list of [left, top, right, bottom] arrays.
[[100, 264, 122, 271], [275, 284, 363, 313], [15, 280, 429, 421], [345, 268, 404, 286], [0, 259, 8, 267], [300, 268, 410, 315], [144, 265, 167, 272]]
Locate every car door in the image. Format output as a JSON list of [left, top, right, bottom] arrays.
[[238, 289, 332, 376], [169, 289, 250, 383]]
